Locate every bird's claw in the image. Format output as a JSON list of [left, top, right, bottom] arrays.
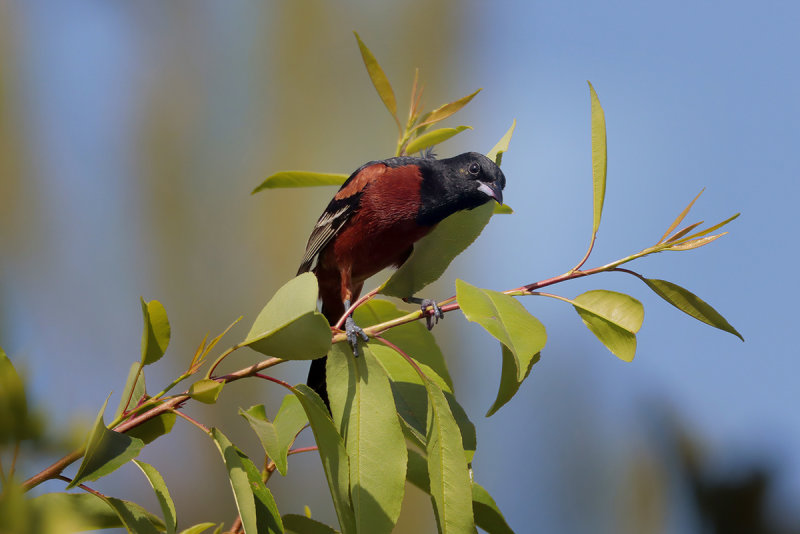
[[345, 315, 369, 356], [420, 298, 444, 330]]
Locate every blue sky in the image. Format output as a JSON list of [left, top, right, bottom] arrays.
[[1, 1, 797, 532]]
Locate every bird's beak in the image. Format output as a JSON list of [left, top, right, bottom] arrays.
[[478, 181, 504, 205]]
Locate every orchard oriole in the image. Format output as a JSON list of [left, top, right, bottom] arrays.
[[297, 151, 506, 405]]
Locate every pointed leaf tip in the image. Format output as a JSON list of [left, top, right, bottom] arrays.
[[587, 82, 607, 239], [354, 32, 399, 125]]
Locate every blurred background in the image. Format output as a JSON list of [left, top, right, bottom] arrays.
[[1, 1, 797, 532]]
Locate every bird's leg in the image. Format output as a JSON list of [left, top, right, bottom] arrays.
[[405, 296, 444, 330], [343, 299, 369, 356]]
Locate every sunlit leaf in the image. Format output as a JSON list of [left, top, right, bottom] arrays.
[[381, 201, 495, 298], [472, 482, 514, 534], [252, 171, 348, 194], [134, 460, 177, 534], [140, 298, 170, 366], [242, 273, 331, 360], [114, 363, 146, 420], [658, 189, 704, 244], [354, 299, 453, 389], [677, 213, 740, 241], [292, 384, 355, 534], [211, 428, 283, 534], [188, 378, 223, 404], [179, 523, 219, 534], [354, 32, 399, 126], [240, 394, 308, 476], [424, 377, 474, 534], [666, 221, 704, 242], [68, 396, 144, 488], [405, 126, 472, 155], [283, 514, 340, 534], [641, 278, 743, 340], [327, 344, 406, 534], [668, 232, 727, 250], [456, 280, 546, 416], [570, 290, 644, 362], [588, 81, 607, 239], [0, 347, 31, 444], [414, 89, 481, 130], [487, 120, 516, 166]]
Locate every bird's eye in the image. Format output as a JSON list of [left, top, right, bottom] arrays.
[[468, 162, 480, 175]]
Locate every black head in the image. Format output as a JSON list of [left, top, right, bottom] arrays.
[[416, 152, 507, 226]]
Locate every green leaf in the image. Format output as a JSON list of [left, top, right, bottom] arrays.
[[179, 523, 219, 534], [414, 89, 481, 130], [68, 396, 144, 488], [424, 377, 474, 534], [292, 384, 355, 534], [240, 394, 308, 476], [369, 341, 476, 462], [114, 362, 146, 420], [493, 203, 513, 215], [326, 344, 407, 534], [381, 201, 495, 298], [27, 492, 125, 532], [472, 482, 514, 534], [588, 81, 607, 239], [125, 407, 177, 445], [487, 119, 516, 166], [210, 428, 284, 534], [456, 280, 546, 416], [283, 514, 340, 534], [405, 447, 430, 492], [104, 496, 167, 534], [141, 298, 171, 366], [188, 378, 224, 404], [641, 278, 743, 340], [405, 126, 472, 155], [354, 32, 398, 125], [243, 273, 331, 360], [134, 460, 177, 534], [570, 290, 644, 362], [0, 347, 31, 444], [658, 189, 704, 244], [668, 232, 727, 250], [252, 171, 348, 194], [675, 213, 740, 242], [353, 299, 453, 389]]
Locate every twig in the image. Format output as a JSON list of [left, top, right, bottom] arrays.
[[172, 409, 211, 434]]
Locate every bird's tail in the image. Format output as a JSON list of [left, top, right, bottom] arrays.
[[307, 298, 345, 409]]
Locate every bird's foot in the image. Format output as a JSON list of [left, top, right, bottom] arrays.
[[345, 315, 369, 356], [405, 296, 445, 330]]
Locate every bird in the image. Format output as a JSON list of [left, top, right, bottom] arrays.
[[297, 151, 506, 406]]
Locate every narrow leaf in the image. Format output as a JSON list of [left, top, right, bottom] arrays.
[[252, 171, 348, 194], [188, 378, 224, 404], [114, 363, 146, 420], [283, 514, 340, 534], [405, 126, 472, 155], [210, 428, 283, 534], [641, 278, 743, 340], [179, 524, 219, 534], [456, 279, 546, 415], [354, 32, 398, 124], [668, 232, 727, 250], [570, 290, 644, 362], [666, 221, 704, 242], [414, 89, 481, 130], [381, 201, 495, 298], [140, 299, 171, 366], [472, 482, 514, 534], [102, 497, 166, 534], [326, 344, 407, 534], [68, 396, 144, 488], [588, 81, 607, 238], [134, 460, 177, 534], [242, 273, 331, 360], [658, 189, 704, 244], [677, 213, 740, 241], [292, 384, 355, 534], [487, 120, 516, 166], [424, 377, 474, 534]]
